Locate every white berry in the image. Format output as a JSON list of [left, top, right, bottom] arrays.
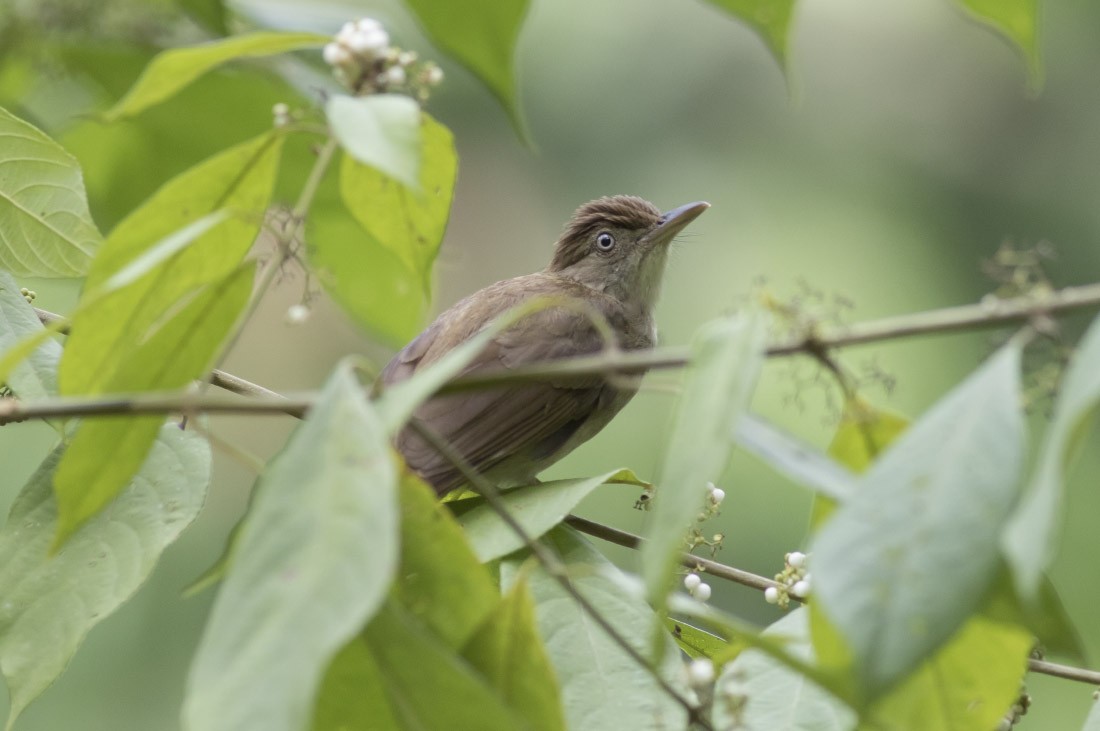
[[687, 658, 715, 686], [384, 65, 407, 85], [356, 17, 382, 33], [424, 65, 444, 85], [683, 573, 702, 592], [348, 28, 389, 56], [323, 42, 350, 67], [791, 579, 811, 598], [787, 551, 806, 569], [764, 586, 780, 604], [694, 583, 712, 601], [709, 488, 726, 505]]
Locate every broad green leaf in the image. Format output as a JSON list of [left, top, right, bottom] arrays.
[[312, 470, 500, 729], [104, 32, 328, 121], [812, 399, 909, 528], [184, 365, 399, 731], [326, 95, 422, 190], [502, 527, 689, 731], [734, 413, 856, 502], [958, 0, 1041, 87], [361, 602, 525, 731], [97, 210, 230, 294], [307, 163, 425, 344], [403, 0, 529, 133], [867, 612, 1032, 731], [715, 609, 856, 731], [60, 132, 282, 396], [811, 342, 1026, 700], [666, 618, 735, 662], [391, 470, 498, 648], [642, 312, 768, 607], [0, 271, 62, 399], [461, 580, 567, 731], [703, 0, 798, 66], [983, 568, 1085, 662], [0, 424, 210, 729], [339, 112, 457, 291], [457, 469, 645, 562], [1004, 311, 1100, 599], [0, 106, 102, 277], [52, 264, 254, 546]]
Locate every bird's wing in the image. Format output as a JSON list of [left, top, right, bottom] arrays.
[[380, 304, 617, 494]]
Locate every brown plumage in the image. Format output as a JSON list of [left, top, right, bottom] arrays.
[[379, 195, 709, 495]]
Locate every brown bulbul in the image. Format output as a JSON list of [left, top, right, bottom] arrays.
[[380, 195, 709, 495]]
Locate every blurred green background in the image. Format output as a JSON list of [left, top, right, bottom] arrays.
[[1, 0, 1099, 728]]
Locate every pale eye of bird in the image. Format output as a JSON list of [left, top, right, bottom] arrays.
[[595, 232, 615, 252]]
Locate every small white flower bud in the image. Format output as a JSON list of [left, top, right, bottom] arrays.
[[791, 579, 810, 598], [764, 586, 780, 604], [286, 304, 311, 325], [323, 42, 351, 67], [683, 573, 702, 592], [687, 658, 715, 687], [787, 551, 806, 569], [397, 50, 417, 66], [709, 488, 726, 505], [694, 583, 712, 602], [424, 65, 444, 85], [355, 17, 382, 33], [348, 28, 389, 56], [383, 65, 406, 85]]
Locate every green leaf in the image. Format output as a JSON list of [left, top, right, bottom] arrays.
[[666, 618, 736, 662], [812, 399, 909, 528], [461, 580, 567, 731], [734, 413, 856, 502], [361, 602, 525, 731], [641, 312, 768, 606], [958, 0, 1041, 87], [1003, 311, 1100, 599], [811, 342, 1026, 700], [0, 271, 62, 399], [0, 106, 102, 277], [60, 132, 282, 396], [51, 263, 254, 546], [715, 608, 856, 731], [457, 469, 645, 563], [0, 424, 210, 729], [307, 158, 425, 345], [183, 365, 399, 731], [312, 471, 501, 729], [702, 0, 798, 67], [391, 470, 499, 648], [103, 32, 328, 121], [867, 612, 1032, 731], [339, 112, 457, 292], [502, 527, 689, 731], [403, 0, 529, 134], [326, 94, 422, 190]]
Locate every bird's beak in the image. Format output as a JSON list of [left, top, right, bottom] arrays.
[[645, 201, 710, 247]]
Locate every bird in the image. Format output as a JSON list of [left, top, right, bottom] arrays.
[[379, 195, 709, 495]]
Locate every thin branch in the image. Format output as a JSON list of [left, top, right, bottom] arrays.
[[569, 514, 1100, 688], [0, 391, 308, 425], [407, 419, 711, 729]]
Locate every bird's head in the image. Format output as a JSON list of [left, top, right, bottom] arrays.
[[546, 195, 709, 313]]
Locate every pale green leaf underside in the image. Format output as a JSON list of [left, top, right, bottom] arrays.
[[811, 342, 1025, 699], [0, 270, 61, 399], [104, 31, 328, 121], [0, 106, 102, 277], [327, 94, 422, 191], [458, 469, 644, 563], [642, 311, 768, 606], [1003, 310, 1100, 598], [0, 425, 210, 728], [1084, 698, 1100, 731], [183, 366, 399, 731], [502, 528, 689, 731]]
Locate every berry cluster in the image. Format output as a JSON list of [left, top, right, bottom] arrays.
[[20, 287, 36, 304], [683, 571, 712, 602], [322, 18, 443, 100], [764, 551, 811, 608]]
